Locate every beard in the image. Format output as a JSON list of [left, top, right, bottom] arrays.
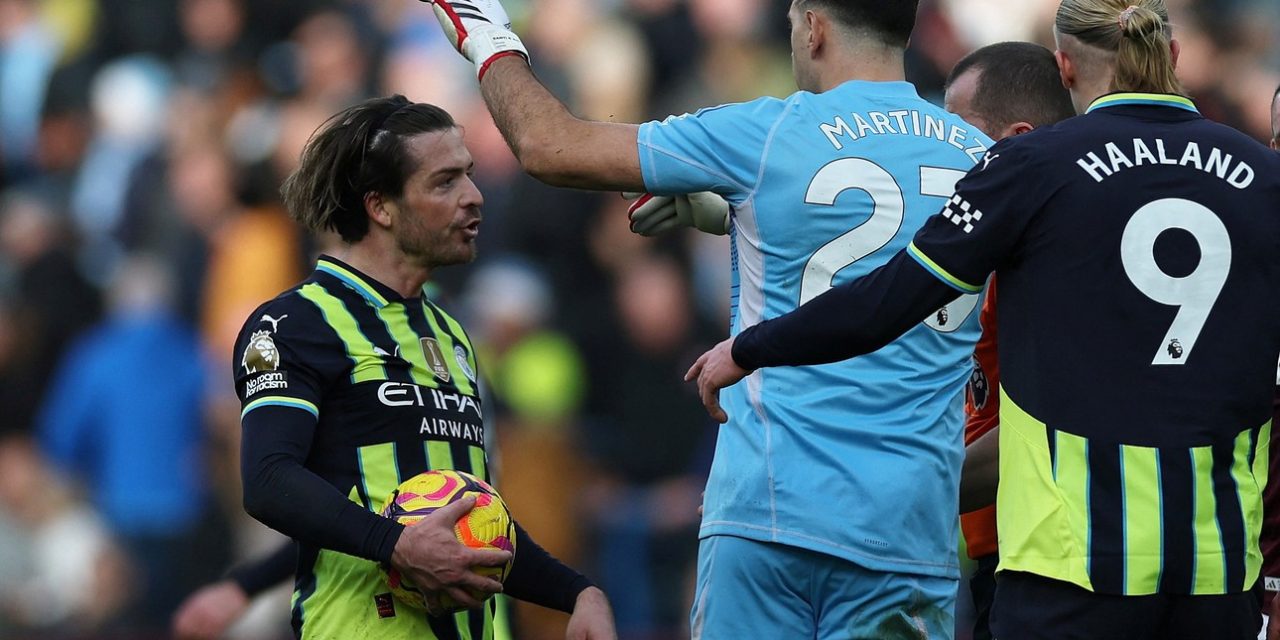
[[396, 219, 478, 268]]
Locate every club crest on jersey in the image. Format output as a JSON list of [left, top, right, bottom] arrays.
[[421, 338, 452, 383], [943, 195, 983, 233], [242, 330, 281, 374], [454, 345, 476, 383]]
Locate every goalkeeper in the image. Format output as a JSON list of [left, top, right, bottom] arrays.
[[419, 1, 993, 637]]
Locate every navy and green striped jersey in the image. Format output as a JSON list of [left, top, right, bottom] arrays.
[[909, 94, 1280, 596], [234, 256, 500, 640]]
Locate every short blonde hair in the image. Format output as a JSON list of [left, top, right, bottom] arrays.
[[1055, 0, 1182, 95]]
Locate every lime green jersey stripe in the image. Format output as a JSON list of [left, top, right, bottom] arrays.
[[1121, 444, 1162, 594], [421, 305, 477, 396], [346, 484, 365, 510], [1253, 422, 1272, 496], [1233, 425, 1265, 591], [454, 611, 473, 640], [1190, 446, 1226, 593], [375, 303, 440, 389], [1053, 429, 1091, 584], [907, 243, 983, 293], [357, 443, 400, 514], [995, 389, 1092, 590], [242, 396, 318, 418], [426, 440, 454, 470], [492, 595, 513, 640], [298, 284, 386, 383], [316, 259, 390, 307], [469, 446, 488, 483]]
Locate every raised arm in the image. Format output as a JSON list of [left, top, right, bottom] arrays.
[[481, 58, 643, 192], [422, 0, 644, 192]]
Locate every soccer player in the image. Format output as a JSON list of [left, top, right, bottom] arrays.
[[943, 41, 1077, 640], [421, 0, 991, 637], [1263, 84, 1280, 640], [688, 0, 1280, 637], [235, 95, 616, 640]]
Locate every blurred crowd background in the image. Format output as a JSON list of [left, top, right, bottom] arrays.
[[0, 0, 1275, 638]]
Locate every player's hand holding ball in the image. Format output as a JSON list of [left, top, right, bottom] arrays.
[[419, 0, 528, 79], [625, 192, 731, 236], [385, 470, 515, 616]]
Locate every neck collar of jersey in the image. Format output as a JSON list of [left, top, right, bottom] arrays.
[[1086, 93, 1198, 114], [832, 80, 918, 97], [315, 256, 406, 308]]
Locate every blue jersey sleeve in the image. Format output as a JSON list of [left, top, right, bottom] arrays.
[[908, 135, 1054, 293], [637, 97, 789, 198]]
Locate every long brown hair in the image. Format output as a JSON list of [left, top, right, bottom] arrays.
[[280, 95, 456, 243]]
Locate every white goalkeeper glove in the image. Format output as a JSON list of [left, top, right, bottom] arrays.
[[625, 192, 731, 237], [420, 0, 529, 80]]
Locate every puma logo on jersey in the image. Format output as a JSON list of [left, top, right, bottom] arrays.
[[260, 314, 288, 333], [981, 152, 1000, 171]]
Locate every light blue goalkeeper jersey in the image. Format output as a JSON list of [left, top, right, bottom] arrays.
[[638, 80, 992, 578]]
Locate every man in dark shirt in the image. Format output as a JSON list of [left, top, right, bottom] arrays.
[[235, 94, 615, 640]]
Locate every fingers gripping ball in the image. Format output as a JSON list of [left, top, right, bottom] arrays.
[[380, 470, 517, 612]]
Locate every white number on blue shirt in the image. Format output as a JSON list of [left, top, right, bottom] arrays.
[[1120, 198, 1231, 365], [800, 162, 978, 332]]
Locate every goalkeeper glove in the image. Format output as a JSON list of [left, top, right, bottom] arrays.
[[420, 0, 529, 80], [625, 192, 731, 237]]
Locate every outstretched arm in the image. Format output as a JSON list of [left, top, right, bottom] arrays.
[[686, 251, 964, 422], [420, 0, 644, 192], [731, 252, 962, 369], [481, 57, 643, 192]]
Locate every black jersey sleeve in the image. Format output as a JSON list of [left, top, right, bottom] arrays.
[[235, 294, 406, 563], [232, 294, 338, 418], [241, 404, 406, 563], [907, 135, 1055, 293], [503, 521, 594, 613], [732, 250, 962, 369]]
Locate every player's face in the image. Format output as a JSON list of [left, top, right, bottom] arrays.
[[392, 128, 483, 268], [944, 68, 995, 139]]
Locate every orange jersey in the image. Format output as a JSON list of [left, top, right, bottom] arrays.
[[962, 280, 998, 559]]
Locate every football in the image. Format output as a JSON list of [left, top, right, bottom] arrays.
[[379, 470, 517, 612]]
